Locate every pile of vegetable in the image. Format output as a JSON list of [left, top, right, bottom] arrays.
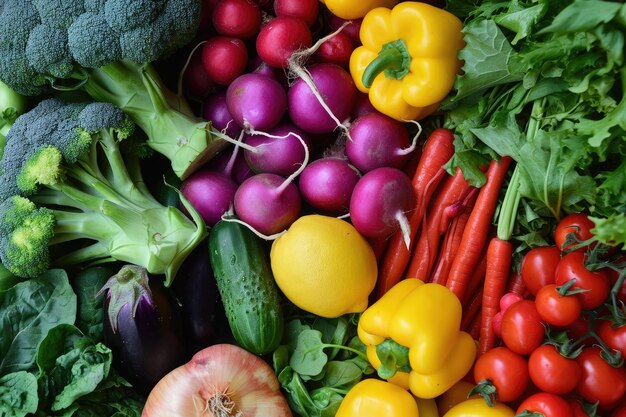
[[0, 0, 625, 416]]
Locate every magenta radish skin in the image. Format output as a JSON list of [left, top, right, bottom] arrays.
[[352, 91, 376, 119], [208, 147, 254, 184], [349, 167, 415, 238], [298, 158, 360, 213], [244, 122, 309, 176], [202, 91, 241, 138], [346, 112, 411, 172], [180, 169, 238, 227], [234, 173, 301, 235], [226, 73, 287, 131], [288, 63, 356, 134]]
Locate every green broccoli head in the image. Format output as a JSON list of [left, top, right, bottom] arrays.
[[0, 0, 202, 95], [0, 195, 55, 278], [0, 98, 134, 199]]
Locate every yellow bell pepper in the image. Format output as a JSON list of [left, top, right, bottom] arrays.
[[443, 398, 515, 417], [335, 379, 419, 417], [319, 0, 398, 20], [349, 2, 464, 121], [358, 279, 476, 399]]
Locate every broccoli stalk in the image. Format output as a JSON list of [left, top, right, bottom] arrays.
[[0, 79, 27, 158], [0, 99, 206, 284], [0, 0, 227, 180]]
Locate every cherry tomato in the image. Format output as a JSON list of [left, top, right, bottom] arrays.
[[516, 392, 572, 417], [201, 36, 248, 85], [520, 245, 561, 295], [256, 15, 313, 68], [535, 284, 582, 327], [598, 320, 626, 358], [565, 315, 595, 347], [273, 0, 319, 26], [528, 344, 581, 394], [611, 400, 626, 417], [473, 346, 529, 403], [555, 212, 595, 252], [568, 399, 592, 417], [212, 0, 262, 39], [500, 300, 545, 355], [555, 251, 611, 310], [313, 31, 354, 68], [576, 346, 626, 409]]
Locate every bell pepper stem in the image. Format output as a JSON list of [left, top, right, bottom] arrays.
[[362, 39, 411, 88], [376, 338, 411, 379]]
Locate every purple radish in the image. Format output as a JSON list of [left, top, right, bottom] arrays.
[[233, 172, 302, 235], [298, 158, 360, 213], [202, 91, 241, 138], [208, 146, 254, 184], [226, 73, 287, 131], [288, 63, 356, 134], [243, 122, 309, 176], [352, 91, 376, 119], [180, 169, 238, 227], [346, 112, 413, 172], [349, 167, 415, 244]]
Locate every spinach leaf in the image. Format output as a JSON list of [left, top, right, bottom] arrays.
[[0, 269, 76, 375], [72, 266, 114, 342], [0, 371, 38, 417]]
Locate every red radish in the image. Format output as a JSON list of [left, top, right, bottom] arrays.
[[212, 0, 262, 39], [182, 52, 213, 99], [349, 167, 415, 243], [201, 36, 248, 85], [345, 112, 413, 172], [180, 169, 239, 227], [208, 145, 254, 184], [274, 0, 319, 26], [327, 15, 362, 44], [226, 73, 287, 131], [142, 344, 292, 417], [288, 63, 356, 134], [256, 15, 312, 68], [313, 31, 354, 68], [298, 158, 360, 213], [243, 122, 309, 177], [201, 90, 241, 138], [234, 173, 302, 235]]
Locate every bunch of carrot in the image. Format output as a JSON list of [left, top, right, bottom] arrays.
[[374, 127, 526, 356]]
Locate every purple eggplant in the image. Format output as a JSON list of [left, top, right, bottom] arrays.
[[172, 240, 231, 353], [99, 265, 187, 395]]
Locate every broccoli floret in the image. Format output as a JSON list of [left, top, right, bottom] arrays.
[[0, 98, 206, 282], [0, 0, 226, 179]]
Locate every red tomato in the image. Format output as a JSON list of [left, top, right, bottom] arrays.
[[607, 261, 626, 305], [520, 246, 561, 295], [535, 284, 582, 327], [273, 0, 319, 26], [256, 16, 313, 68], [568, 399, 591, 417], [611, 400, 626, 417], [201, 37, 248, 85], [528, 344, 581, 394], [500, 300, 545, 355], [212, 0, 262, 39], [473, 347, 529, 403], [565, 315, 595, 347], [598, 320, 626, 358], [555, 251, 611, 310], [555, 212, 595, 252], [516, 392, 573, 417], [313, 32, 354, 68], [576, 346, 626, 409]]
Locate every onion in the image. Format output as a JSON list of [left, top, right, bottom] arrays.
[[142, 344, 292, 417]]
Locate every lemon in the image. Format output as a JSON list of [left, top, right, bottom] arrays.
[[270, 214, 377, 318]]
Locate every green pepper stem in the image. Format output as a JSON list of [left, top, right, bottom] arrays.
[[362, 39, 411, 88]]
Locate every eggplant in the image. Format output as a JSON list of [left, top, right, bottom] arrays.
[[99, 265, 187, 395], [172, 240, 231, 353]]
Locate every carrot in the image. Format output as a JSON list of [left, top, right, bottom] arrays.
[[375, 128, 455, 298], [506, 271, 529, 298], [478, 164, 522, 355], [469, 311, 482, 340], [479, 237, 513, 354], [461, 287, 484, 332], [404, 167, 473, 281], [461, 245, 489, 306], [367, 236, 389, 262], [445, 156, 513, 301]]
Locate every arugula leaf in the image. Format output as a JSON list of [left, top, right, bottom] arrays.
[[290, 329, 329, 377], [0, 269, 77, 375], [539, 0, 623, 34], [0, 371, 38, 417], [591, 214, 626, 247], [320, 361, 362, 389]]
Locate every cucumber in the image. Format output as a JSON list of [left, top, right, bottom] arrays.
[[208, 219, 284, 355]]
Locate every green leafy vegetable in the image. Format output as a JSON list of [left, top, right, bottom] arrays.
[[0, 371, 38, 417]]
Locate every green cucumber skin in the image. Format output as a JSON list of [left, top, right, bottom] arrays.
[[208, 220, 284, 355]]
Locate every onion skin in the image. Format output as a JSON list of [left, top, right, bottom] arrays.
[[142, 344, 292, 417]]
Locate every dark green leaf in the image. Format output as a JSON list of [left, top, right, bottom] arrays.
[[72, 266, 113, 343], [321, 361, 362, 388], [539, 0, 622, 34]]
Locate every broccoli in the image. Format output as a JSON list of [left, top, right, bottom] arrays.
[[0, 98, 206, 284], [0, 79, 27, 158], [0, 0, 227, 179]]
